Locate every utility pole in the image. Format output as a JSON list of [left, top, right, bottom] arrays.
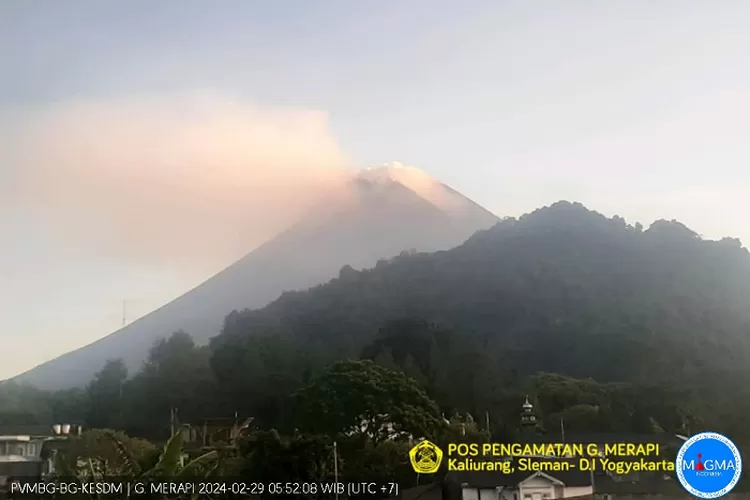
[[117, 383, 123, 428], [561, 418, 565, 443], [486, 411, 491, 434], [122, 300, 136, 327], [333, 441, 339, 500], [170, 408, 179, 437]]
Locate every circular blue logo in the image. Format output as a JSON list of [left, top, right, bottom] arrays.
[[676, 432, 742, 499]]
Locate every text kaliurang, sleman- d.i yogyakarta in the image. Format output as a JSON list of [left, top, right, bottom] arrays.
[[448, 442, 662, 457]]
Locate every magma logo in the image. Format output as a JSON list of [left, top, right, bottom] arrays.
[[409, 440, 443, 474], [676, 432, 742, 499]]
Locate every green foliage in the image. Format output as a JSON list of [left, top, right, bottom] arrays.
[[86, 360, 127, 430], [0, 381, 86, 425], [49, 428, 219, 500], [215, 203, 750, 442], [122, 332, 218, 440], [336, 437, 415, 486], [8, 201, 750, 487], [293, 360, 444, 444], [362, 319, 504, 416], [239, 430, 334, 488], [239, 430, 418, 495], [441, 414, 491, 444], [51, 429, 157, 478], [209, 334, 326, 431]]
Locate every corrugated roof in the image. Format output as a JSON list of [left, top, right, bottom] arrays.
[[399, 483, 443, 500], [0, 425, 56, 437], [399, 481, 464, 500], [594, 475, 684, 494], [0, 461, 44, 477]]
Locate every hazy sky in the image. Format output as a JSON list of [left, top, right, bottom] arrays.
[[2, 0, 750, 380]]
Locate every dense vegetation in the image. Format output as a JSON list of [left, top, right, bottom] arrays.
[[213, 202, 750, 439], [2, 201, 750, 496]]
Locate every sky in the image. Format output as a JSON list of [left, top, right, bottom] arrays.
[[2, 0, 750, 379]]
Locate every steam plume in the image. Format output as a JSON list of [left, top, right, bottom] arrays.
[[1, 93, 351, 269]]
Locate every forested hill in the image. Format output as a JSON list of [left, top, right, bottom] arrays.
[[5, 201, 750, 447], [213, 201, 750, 397], [5, 200, 750, 490]]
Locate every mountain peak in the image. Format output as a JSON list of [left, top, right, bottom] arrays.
[[522, 201, 602, 223], [356, 161, 435, 186], [14, 162, 498, 390], [354, 162, 497, 226]]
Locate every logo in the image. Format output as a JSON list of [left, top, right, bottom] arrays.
[[676, 432, 742, 499], [409, 440, 443, 474]]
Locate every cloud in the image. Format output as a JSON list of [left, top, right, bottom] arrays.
[[1, 93, 351, 269]]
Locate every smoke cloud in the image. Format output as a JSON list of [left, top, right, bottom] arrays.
[[1, 93, 351, 269]]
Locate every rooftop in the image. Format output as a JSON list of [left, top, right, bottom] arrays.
[[399, 483, 443, 500], [0, 426, 59, 438]]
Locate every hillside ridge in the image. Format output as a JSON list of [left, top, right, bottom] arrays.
[[12, 164, 498, 389]]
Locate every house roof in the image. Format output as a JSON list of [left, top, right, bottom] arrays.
[[0, 461, 44, 477], [593, 474, 684, 494], [399, 481, 464, 500], [399, 483, 443, 500], [519, 472, 565, 486], [0, 425, 58, 437]]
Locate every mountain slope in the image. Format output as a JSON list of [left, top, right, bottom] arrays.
[[14, 163, 498, 390], [213, 201, 750, 390]]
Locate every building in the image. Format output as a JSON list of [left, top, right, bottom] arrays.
[[450, 465, 593, 500], [408, 397, 595, 500], [520, 396, 539, 436], [515, 398, 682, 491], [182, 416, 254, 451], [0, 424, 79, 491], [401, 397, 684, 500], [401, 467, 592, 500]]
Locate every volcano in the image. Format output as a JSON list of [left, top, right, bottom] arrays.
[[13, 163, 498, 390]]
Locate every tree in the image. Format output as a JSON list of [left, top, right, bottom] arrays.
[[293, 360, 444, 444], [52, 429, 156, 478], [238, 430, 418, 495], [49, 388, 89, 424], [86, 360, 127, 430], [554, 404, 601, 432], [0, 382, 54, 423], [334, 436, 415, 487], [117, 427, 219, 479], [123, 332, 217, 439], [51, 427, 219, 500], [209, 335, 318, 431], [35, 201, 750, 447], [239, 430, 334, 496], [0, 410, 40, 425], [361, 319, 497, 416]]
